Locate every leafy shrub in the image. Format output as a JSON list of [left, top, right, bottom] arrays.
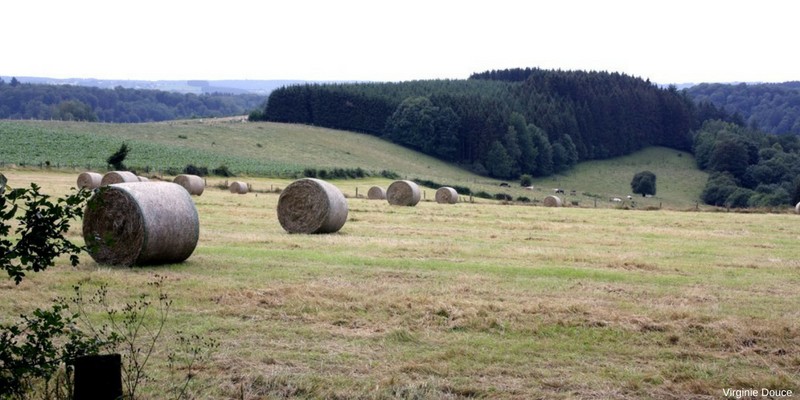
[[519, 174, 533, 187], [183, 164, 208, 177], [212, 165, 234, 177], [494, 193, 512, 201], [516, 196, 531, 203], [474, 191, 493, 199], [0, 175, 91, 284]]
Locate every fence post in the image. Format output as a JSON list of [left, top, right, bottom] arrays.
[[72, 353, 123, 400]]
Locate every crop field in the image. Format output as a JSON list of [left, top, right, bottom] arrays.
[[1, 170, 798, 399]]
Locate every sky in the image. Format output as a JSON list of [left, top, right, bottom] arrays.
[[3, 0, 799, 85]]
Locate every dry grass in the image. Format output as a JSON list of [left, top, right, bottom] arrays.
[[2, 170, 799, 399]]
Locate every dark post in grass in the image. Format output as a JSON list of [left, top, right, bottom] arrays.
[[72, 354, 123, 400]]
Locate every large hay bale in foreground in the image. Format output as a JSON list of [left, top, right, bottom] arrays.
[[82, 182, 199, 266], [386, 180, 421, 206], [543, 195, 563, 207], [77, 172, 102, 190], [173, 174, 205, 196], [101, 171, 139, 186], [435, 187, 459, 204], [367, 186, 386, 200], [277, 178, 348, 234], [229, 181, 248, 194]]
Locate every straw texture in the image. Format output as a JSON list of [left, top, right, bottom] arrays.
[[277, 178, 348, 234], [82, 182, 200, 266]]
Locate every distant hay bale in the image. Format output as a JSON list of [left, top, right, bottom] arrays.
[[138, 176, 149, 182], [277, 178, 348, 234], [543, 195, 563, 207], [435, 187, 459, 204], [77, 172, 102, 190], [229, 181, 248, 194], [367, 186, 386, 200], [386, 180, 421, 206], [82, 182, 199, 266], [796, 202, 800, 214], [101, 171, 139, 186], [173, 174, 205, 196]]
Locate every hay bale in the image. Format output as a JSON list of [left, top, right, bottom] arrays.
[[138, 176, 149, 182], [173, 174, 205, 196], [277, 178, 348, 234], [77, 172, 102, 190], [367, 186, 386, 200], [435, 187, 459, 204], [796, 202, 800, 214], [229, 181, 248, 194], [543, 195, 563, 207], [386, 180, 421, 206], [82, 182, 199, 266], [101, 171, 139, 186]]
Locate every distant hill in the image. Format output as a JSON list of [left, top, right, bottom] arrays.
[[685, 82, 800, 135], [9, 76, 314, 95], [0, 78, 267, 122]]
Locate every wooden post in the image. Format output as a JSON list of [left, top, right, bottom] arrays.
[[72, 354, 123, 400]]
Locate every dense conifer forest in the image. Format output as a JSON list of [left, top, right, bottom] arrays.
[[0, 77, 265, 122]]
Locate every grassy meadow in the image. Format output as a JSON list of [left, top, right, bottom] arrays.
[[1, 169, 798, 399], [0, 119, 707, 210]]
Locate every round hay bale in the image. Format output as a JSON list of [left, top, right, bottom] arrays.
[[435, 187, 459, 204], [543, 195, 563, 207], [101, 171, 139, 186], [77, 172, 102, 190], [173, 174, 205, 196], [367, 186, 386, 200], [386, 180, 421, 206], [796, 202, 800, 214], [82, 182, 199, 266], [229, 181, 248, 194], [277, 178, 348, 234], [138, 176, 149, 182]]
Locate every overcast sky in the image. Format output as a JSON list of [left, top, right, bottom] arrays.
[[3, 1, 798, 84]]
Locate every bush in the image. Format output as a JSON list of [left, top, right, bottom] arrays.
[[520, 174, 533, 187], [212, 164, 234, 177], [474, 191, 493, 199], [183, 164, 208, 177], [494, 193, 512, 201], [516, 196, 531, 203]]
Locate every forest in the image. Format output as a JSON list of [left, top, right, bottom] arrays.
[[693, 120, 800, 208], [0, 77, 265, 122], [255, 68, 698, 179], [686, 82, 800, 135]]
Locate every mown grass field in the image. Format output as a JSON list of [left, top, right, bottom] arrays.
[[0, 119, 707, 210], [1, 170, 798, 399]]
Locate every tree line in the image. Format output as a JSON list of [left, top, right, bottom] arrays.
[[693, 120, 800, 207], [254, 68, 698, 179], [0, 77, 265, 122], [686, 82, 800, 135]]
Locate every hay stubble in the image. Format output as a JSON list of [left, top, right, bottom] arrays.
[[4, 171, 800, 399]]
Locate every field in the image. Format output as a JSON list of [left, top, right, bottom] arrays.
[[0, 119, 708, 210], [1, 170, 798, 399]]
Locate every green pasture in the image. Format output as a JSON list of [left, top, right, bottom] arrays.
[[1, 170, 798, 399], [0, 119, 707, 209]]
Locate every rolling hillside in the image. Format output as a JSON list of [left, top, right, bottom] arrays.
[[0, 119, 706, 208]]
